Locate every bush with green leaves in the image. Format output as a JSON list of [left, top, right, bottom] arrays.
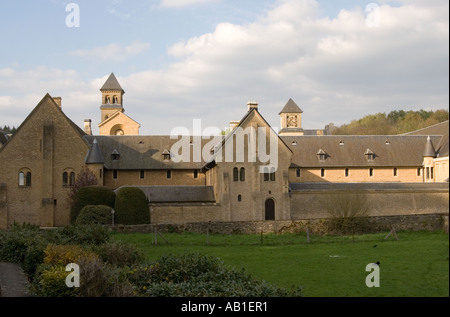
[[90, 241, 144, 267], [127, 253, 303, 297], [76, 205, 113, 225], [70, 186, 116, 224], [114, 187, 150, 225]]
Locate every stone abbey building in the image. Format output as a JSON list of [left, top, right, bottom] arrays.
[[0, 73, 448, 228]]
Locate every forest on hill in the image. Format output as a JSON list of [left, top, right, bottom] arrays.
[[331, 109, 449, 135]]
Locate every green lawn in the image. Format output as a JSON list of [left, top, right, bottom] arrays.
[[112, 230, 449, 297]]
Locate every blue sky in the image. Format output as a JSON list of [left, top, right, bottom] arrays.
[[0, 0, 448, 135]]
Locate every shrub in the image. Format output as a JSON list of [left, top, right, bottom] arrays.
[[56, 224, 111, 245], [43, 244, 99, 266], [76, 205, 113, 225], [32, 264, 78, 297], [91, 241, 143, 267], [70, 186, 116, 224], [77, 257, 134, 297], [127, 253, 303, 297], [114, 187, 150, 225]]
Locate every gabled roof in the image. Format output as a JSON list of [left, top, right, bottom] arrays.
[[0, 94, 87, 153], [83, 135, 211, 170], [279, 98, 303, 114], [98, 110, 140, 128], [118, 186, 216, 203], [100, 73, 125, 93], [282, 135, 442, 167]]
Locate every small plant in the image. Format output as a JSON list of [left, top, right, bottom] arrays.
[[76, 205, 113, 225]]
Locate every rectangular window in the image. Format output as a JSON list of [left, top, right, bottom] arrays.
[[321, 168, 325, 177], [140, 170, 145, 179], [393, 168, 398, 177], [417, 168, 421, 177], [167, 170, 172, 179], [369, 168, 373, 177], [426, 167, 430, 179], [345, 168, 349, 177], [194, 170, 198, 179], [431, 167, 434, 179], [296, 168, 300, 178], [113, 170, 118, 179]]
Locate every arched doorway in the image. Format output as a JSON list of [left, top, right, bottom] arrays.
[[265, 198, 275, 220]]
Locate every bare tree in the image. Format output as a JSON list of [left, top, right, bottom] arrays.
[[68, 167, 98, 206], [322, 191, 370, 239]]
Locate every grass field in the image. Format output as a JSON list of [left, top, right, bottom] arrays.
[[112, 230, 449, 297]]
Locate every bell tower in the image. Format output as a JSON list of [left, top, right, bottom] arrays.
[[278, 98, 304, 136], [100, 73, 125, 123]]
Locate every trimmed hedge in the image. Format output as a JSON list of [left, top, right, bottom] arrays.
[[76, 205, 113, 225], [70, 186, 116, 224], [114, 187, 150, 225]]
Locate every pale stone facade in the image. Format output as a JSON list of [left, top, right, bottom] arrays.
[[0, 75, 448, 229]]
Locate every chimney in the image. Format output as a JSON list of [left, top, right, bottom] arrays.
[[229, 120, 239, 131], [53, 97, 62, 108], [247, 100, 258, 112], [84, 119, 92, 135]]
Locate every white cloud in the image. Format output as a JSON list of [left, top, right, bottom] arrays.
[[1, 0, 448, 135], [160, 0, 219, 8], [69, 41, 150, 62]]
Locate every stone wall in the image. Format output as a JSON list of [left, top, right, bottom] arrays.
[[110, 213, 448, 235], [289, 183, 449, 220]]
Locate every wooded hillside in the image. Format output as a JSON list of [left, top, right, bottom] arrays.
[[332, 109, 449, 135]]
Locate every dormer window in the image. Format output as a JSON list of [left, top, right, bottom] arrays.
[[339, 140, 345, 146], [365, 149, 375, 161], [162, 149, 171, 161], [111, 149, 120, 160], [292, 140, 297, 146], [317, 149, 327, 161], [385, 140, 391, 145]]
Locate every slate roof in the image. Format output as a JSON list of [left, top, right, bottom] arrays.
[[85, 139, 105, 164], [290, 182, 449, 191], [100, 73, 125, 93], [281, 135, 442, 167], [83, 135, 219, 170], [117, 186, 216, 203], [403, 120, 449, 158], [279, 98, 303, 114], [0, 131, 9, 146]]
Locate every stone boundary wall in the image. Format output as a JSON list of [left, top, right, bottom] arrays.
[[110, 213, 448, 235]]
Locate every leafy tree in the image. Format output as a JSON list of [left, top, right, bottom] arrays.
[[333, 109, 448, 135]]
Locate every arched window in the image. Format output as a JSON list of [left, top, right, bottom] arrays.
[[18, 172, 25, 186], [105, 96, 110, 104], [70, 172, 75, 186], [270, 167, 276, 181], [19, 170, 31, 187], [113, 96, 118, 104], [233, 167, 239, 182], [240, 167, 245, 182], [25, 172, 31, 186], [263, 167, 270, 181], [62, 172, 69, 186]]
